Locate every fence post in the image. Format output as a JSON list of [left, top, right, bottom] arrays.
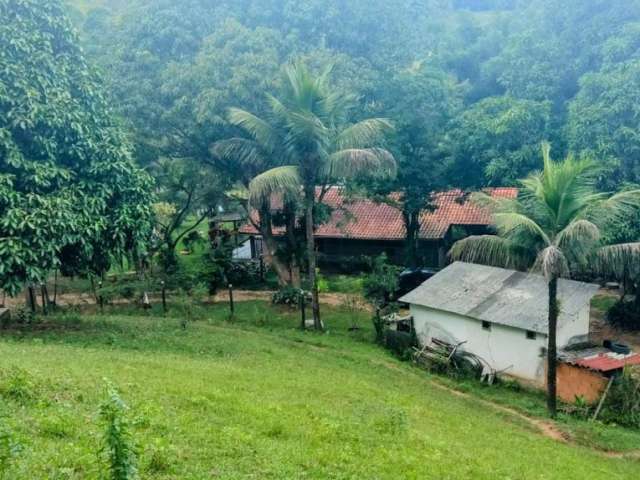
[[161, 281, 167, 314], [98, 281, 104, 313], [300, 290, 306, 330], [228, 283, 234, 317]]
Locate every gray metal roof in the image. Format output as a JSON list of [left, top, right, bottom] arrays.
[[399, 262, 600, 334]]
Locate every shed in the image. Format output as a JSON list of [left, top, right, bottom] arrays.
[[557, 349, 640, 403], [399, 262, 600, 385]]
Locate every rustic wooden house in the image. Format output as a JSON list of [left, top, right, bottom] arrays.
[[239, 187, 518, 268]]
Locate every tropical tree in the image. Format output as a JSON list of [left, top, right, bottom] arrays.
[[229, 62, 396, 330], [450, 143, 640, 416], [0, 0, 153, 296]]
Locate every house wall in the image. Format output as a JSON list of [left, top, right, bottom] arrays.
[[411, 305, 548, 384], [557, 305, 591, 346], [556, 363, 608, 404]]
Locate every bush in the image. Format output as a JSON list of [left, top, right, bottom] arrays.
[[606, 300, 640, 330], [100, 383, 139, 480], [226, 260, 266, 288], [272, 287, 309, 307], [384, 330, 418, 360], [600, 371, 640, 428], [363, 255, 401, 308]]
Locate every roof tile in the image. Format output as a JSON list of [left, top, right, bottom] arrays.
[[239, 187, 518, 241]]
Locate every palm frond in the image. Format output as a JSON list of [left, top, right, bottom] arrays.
[[335, 119, 394, 150], [520, 143, 598, 231], [449, 235, 530, 270], [493, 212, 551, 245], [588, 189, 640, 226], [534, 245, 569, 280], [248, 166, 301, 208], [227, 108, 279, 152], [284, 110, 330, 152], [210, 138, 267, 167], [595, 243, 640, 280], [324, 148, 396, 180], [556, 219, 601, 250]]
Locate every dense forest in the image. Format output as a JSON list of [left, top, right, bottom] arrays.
[[63, 1, 640, 253], [67, 0, 640, 189]]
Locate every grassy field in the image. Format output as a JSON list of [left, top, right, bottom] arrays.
[[0, 302, 638, 479]]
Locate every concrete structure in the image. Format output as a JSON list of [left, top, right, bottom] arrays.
[[557, 348, 640, 403], [399, 262, 600, 385]]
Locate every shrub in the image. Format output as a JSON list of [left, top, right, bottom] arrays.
[[272, 287, 309, 307], [600, 371, 640, 428], [363, 255, 400, 308], [100, 383, 139, 480], [226, 260, 265, 288], [606, 300, 640, 331], [384, 330, 418, 360]]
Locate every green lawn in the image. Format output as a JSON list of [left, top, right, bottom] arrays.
[[0, 303, 638, 479]]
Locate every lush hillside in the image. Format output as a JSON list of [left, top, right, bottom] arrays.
[[0, 304, 637, 479]]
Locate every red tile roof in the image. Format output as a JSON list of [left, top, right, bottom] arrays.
[[570, 352, 640, 373], [239, 187, 518, 241]]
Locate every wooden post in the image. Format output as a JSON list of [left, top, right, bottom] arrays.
[[161, 281, 167, 314], [300, 290, 306, 330], [98, 281, 104, 312], [228, 284, 234, 316], [591, 376, 615, 422]]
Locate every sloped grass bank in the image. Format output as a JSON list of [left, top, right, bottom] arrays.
[[0, 305, 638, 479]]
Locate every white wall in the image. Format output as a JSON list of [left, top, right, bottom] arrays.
[[557, 305, 590, 347], [411, 305, 548, 384]]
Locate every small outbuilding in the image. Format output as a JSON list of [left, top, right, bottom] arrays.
[[399, 262, 600, 385]]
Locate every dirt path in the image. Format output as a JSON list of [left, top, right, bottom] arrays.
[[373, 358, 640, 459], [213, 289, 372, 310]]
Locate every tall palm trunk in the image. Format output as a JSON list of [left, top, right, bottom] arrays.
[[258, 203, 292, 287], [304, 186, 322, 330], [547, 277, 558, 417]]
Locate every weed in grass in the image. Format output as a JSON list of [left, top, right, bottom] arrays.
[[38, 413, 74, 439], [0, 418, 21, 475], [145, 440, 174, 474], [100, 382, 138, 480], [0, 367, 37, 404]]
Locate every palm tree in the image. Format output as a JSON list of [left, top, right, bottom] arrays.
[[450, 143, 640, 417], [227, 62, 396, 330]]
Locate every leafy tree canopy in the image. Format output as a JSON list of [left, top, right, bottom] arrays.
[[0, 0, 153, 294]]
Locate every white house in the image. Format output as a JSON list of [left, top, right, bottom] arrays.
[[399, 262, 600, 385]]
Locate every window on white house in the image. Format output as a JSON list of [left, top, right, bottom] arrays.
[[482, 321, 491, 331], [526, 330, 537, 340]]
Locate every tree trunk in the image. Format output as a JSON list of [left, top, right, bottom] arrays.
[[305, 188, 322, 330], [285, 204, 301, 288], [547, 277, 558, 418], [403, 209, 420, 268], [257, 202, 295, 287], [261, 232, 293, 286]]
